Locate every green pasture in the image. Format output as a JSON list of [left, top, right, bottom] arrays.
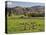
[[7, 16, 45, 33]]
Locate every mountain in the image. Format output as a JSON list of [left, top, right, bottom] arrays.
[[29, 6, 45, 13], [6, 6, 45, 15]]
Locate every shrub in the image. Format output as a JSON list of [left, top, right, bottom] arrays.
[[20, 16, 24, 18]]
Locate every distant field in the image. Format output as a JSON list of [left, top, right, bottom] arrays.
[[7, 16, 45, 33]]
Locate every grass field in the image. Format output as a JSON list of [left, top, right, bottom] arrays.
[[7, 16, 45, 33]]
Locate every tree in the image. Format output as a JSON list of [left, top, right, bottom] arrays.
[[24, 12, 26, 16]]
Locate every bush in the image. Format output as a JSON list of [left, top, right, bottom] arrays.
[[20, 16, 24, 18], [31, 13, 44, 17], [23, 12, 44, 17]]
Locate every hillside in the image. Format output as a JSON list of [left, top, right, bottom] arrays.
[[6, 6, 45, 16]]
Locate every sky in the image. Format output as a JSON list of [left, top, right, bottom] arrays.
[[6, 1, 45, 8]]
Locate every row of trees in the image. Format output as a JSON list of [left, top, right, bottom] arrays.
[[24, 13, 45, 17], [7, 11, 44, 17]]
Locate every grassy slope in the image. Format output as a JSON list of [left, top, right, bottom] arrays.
[[7, 16, 45, 33]]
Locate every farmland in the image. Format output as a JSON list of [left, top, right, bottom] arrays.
[[7, 15, 45, 33], [5, 1, 45, 34]]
